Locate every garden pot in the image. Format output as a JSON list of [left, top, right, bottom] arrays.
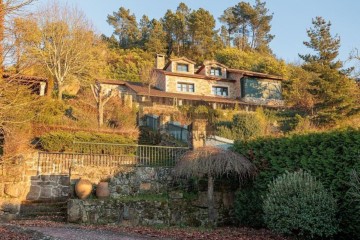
[[96, 182, 110, 199], [75, 178, 93, 200]]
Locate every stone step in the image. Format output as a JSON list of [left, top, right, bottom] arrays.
[[20, 205, 67, 214], [18, 215, 67, 222], [21, 198, 68, 204], [19, 199, 68, 222], [20, 211, 67, 217]]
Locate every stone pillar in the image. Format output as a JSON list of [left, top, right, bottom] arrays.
[[189, 119, 207, 150], [39, 82, 47, 96]]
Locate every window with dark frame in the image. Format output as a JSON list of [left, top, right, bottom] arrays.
[[210, 67, 222, 76], [212, 86, 228, 96], [177, 63, 189, 72], [177, 82, 195, 93]]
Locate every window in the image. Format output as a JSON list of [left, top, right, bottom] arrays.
[[177, 63, 189, 72], [210, 67, 222, 76], [177, 83, 195, 93], [212, 86, 228, 97]]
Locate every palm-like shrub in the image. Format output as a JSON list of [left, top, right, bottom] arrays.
[[263, 170, 338, 239]]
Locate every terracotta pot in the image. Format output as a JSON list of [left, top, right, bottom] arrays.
[[75, 179, 92, 200], [96, 182, 110, 199]]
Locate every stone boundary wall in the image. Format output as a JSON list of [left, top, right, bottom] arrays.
[[68, 193, 236, 227]]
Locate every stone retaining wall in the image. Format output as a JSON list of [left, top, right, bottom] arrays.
[[68, 193, 236, 227], [27, 175, 70, 200]]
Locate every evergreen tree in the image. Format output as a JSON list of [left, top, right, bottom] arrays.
[[138, 15, 151, 49], [219, 7, 237, 47], [221, 0, 274, 52], [107, 7, 140, 49], [161, 3, 190, 56], [145, 19, 167, 54], [299, 17, 360, 124], [188, 8, 219, 62]]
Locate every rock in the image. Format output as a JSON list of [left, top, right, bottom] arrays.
[[68, 200, 82, 223], [140, 182, 151, 191], [4, 183, 22, 198], [0, 183, 4, 197], [26, 186, 41, 200], [58, 176, 70, 186], [2, 203, 20, 214], [39, 187, 53, 199]]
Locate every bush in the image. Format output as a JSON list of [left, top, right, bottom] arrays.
[[233, 128, 360, 239], [39, 131, 136, 152], [216, 109, 266, 140], [263, 170, 338, 239], [35, 99, 67, 125]]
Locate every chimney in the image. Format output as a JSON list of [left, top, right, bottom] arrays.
[[155, 54, 165, 69]]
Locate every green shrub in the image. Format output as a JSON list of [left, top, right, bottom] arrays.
[[233, 128, 360, 239], [35, 99, 67, 125], [216, 109, 266, 140], [39, 131, 136, 152], [348, 170, 360, 206], [263, 170, 338, 239]]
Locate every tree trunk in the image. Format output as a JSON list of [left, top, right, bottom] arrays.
[[207, 174, 216, 227], [98, 102, 104, 127], [58, 86, 64, 101]]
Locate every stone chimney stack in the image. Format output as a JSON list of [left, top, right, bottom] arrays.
[[155, 54, 165, 69]]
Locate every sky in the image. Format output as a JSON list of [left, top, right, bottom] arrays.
[[34, 0, 360, 65]]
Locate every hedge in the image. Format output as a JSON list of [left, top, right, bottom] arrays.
[[39, 131, 136, 152], [233, 128, 360, 239]]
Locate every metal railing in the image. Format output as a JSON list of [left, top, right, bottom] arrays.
[[37, 143, 189, 174]]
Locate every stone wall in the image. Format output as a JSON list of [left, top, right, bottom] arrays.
[[110, 167, 172, 197], [68, 191, 236, 227], [27, 175, 69, 200], [0, 152, 72, 220], [0, 152, 39, 220], [166, 75, 237, 99]]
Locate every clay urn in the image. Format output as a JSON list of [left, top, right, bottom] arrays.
[[75, 178, 93, 200], [96, 181, 110, 199]]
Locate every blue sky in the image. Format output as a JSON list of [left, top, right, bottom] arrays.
[[35, 0, 360, 65]]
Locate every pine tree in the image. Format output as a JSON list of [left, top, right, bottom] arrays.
[[187, 8, 219, 62], [145, 19, 167, 54], [299, 17, 360, 124], [107, 7, 140, 49], [221, 0, 274, 52]]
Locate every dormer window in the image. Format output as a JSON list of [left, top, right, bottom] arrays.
[[210, 67, 222, 76], [177, 63, 189, 72]]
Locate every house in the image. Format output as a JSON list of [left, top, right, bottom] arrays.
[[98, 54, 284, 112], [3, 74, 48, 96]]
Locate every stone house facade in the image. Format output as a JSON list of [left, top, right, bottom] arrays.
[[97, 55, 284, 111]]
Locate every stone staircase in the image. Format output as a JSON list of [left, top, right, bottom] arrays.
[[19, 198, 68, 222]]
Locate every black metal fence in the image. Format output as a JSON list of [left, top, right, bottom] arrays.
[[37, 142, 189, 174]]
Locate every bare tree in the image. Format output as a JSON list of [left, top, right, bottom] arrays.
[[22, 1, 104, 100], [0, 0, 38, 157], [139, 62, 158, 99], [174, 146, 256, 226], [91, 82, 118, 127]]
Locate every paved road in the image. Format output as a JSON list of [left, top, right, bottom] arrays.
[[28, 226, 154, 240]]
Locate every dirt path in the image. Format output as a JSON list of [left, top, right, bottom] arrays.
[[28, 226, 153, 240]]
